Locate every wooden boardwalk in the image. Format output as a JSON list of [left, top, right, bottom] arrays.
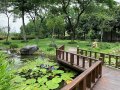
[[68, 47, 120, 90], [93, 66, 120, 90]]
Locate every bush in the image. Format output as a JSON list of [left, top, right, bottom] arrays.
[[49, 43, 57, 48], [68, 41, 77, 44], [47, 47, 54, 51], [99, 43, 112, 50], [3, 42, 11, 45], [10, 44, 19, 49], [0, 53, 13, 90]]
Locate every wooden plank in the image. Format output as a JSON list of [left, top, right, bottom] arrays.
[[77, 55, 79, 66], [66, 52, 68, 62], [115, 56, 118, 68], [82, 57, 85, 68]]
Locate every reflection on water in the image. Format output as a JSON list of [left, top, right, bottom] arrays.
[[6, 50, 46, 69]]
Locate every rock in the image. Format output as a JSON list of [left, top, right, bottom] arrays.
[[20, 45, 39, 55]]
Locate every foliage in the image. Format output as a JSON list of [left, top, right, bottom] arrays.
[[0, 53, 13, 90], [11, 58, 77, 90], [10, 43, 19, 49]]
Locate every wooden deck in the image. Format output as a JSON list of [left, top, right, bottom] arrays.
[[67, 47, 120, 90], [93, 66, 120, 90]]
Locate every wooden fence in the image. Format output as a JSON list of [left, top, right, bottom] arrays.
[[77, 48, 120, 69], [56, 46, 102, 90]]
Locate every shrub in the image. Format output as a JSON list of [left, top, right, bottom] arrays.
[[0, 53, 13, 90], [47, 47, 54, 51], [10, 44, 19, 49], [68, 41, 77, 44], [3, 42, 11, 45], [49, 43, 57, 48]]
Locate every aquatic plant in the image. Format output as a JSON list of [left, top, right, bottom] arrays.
[[11, 58, 78, 90]]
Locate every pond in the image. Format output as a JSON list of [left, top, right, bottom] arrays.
[[4, 50, 79, 90]]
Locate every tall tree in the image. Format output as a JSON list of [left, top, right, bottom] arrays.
[[12, 0, 30, 41], [0, 0, 12, 43]]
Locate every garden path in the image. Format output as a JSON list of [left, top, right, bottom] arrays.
[[67, 47, 120, 90]]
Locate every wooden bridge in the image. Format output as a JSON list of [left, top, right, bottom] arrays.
[[56, 45, 120, 90]]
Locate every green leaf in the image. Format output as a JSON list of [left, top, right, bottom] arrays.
[[52, 70, 64, 75], [25, 79, 36, 84], [11, 76, 26, 83], [46, 80, 59, 89], [52, 77, 62, 84], [37, 77, 48, 85]]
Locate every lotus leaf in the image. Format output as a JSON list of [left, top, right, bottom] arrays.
[[40, 69, 47, 74], [11, 76, 26, 83], [37, 77, 48, 85], [52, 77, 62, 84], [46, 80, 59, 89], [52, 70, 64, 75], [24, 86, 33, 90], [39, 85, 49, 90], [25, 79, 36, 84], [61, 73, 72, 81]]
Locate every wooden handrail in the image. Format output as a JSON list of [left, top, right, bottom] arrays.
[[61, 61, 102, 90], [56, 46, 102, 90], [77, 48, 120, 69]]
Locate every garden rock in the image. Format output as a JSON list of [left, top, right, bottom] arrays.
[[20, 45, 39, 55]]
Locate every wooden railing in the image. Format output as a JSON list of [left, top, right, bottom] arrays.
[[61, 61, 102, 90], [56, 46, 102, 90], [77, 48, 120, 69]]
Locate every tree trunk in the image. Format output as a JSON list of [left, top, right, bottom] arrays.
[[6, 17, 10, 42], [22, 10, 27, 41], [100, 29, 103, 42], [32, 19, 39, 45]]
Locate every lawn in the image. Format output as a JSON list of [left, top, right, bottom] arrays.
[[0, 38, 120, 55]]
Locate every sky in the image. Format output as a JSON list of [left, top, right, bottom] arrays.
[[0, 0, 120, 33]]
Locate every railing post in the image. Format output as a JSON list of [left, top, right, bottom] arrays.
[[94, 52, 97, 59], [109, 55, 111, 65], [77, 47, 79, 54], [82, 57, 85, 68], [85, 50, 87, 56], [87, 73, 92, 88], [80, 50, 84, 55], [89, 51, 92, 57], [89, 58, 92, 67], [92, 69, 96, 83], [66, 52, 68, 62], [100, 53, 105, 64], [115, 56, 118, 68], [99, 58, 103, 77], [79, 79, 86, 90], [70, 53, 74, 65], [62, 51, 64, 60], [77, 55, 79, 66]]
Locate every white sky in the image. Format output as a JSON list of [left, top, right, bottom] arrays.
[[0, 14, 29, 33], [0, 0, 120, 33]]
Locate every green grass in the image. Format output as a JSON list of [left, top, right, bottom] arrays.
[[0, 38, 120, 55]]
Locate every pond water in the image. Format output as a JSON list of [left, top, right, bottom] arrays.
[[2, 50, 79, 90]]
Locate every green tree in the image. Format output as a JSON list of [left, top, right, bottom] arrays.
[[0, 0, 12, 43]]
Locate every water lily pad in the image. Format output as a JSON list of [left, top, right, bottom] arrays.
[[11, 76, 26, 83], [37, 77, 48, 85], [40, 85, 49, 90], [52, 70, 64, 75], [40, 69, 47, 74], [61, 73, 72, 81], [46, 80, 59, 89], [52, 77, 62, 84], [25, 79, 36, 84]]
